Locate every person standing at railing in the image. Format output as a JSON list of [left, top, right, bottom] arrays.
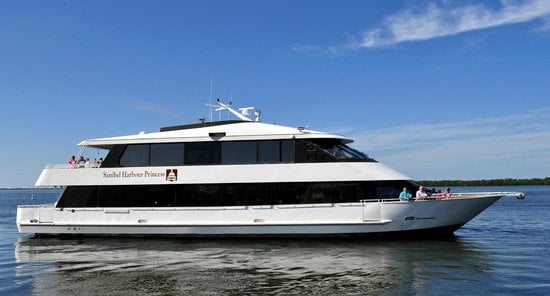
[[77, 156, 86, 168], [435, 190, 443, 200], [68, 155, 77, 168], [416, 186, 428, 200], [399, 187, 413, 202], [444, 187, 452, 198], [93, 158, 103, 168]]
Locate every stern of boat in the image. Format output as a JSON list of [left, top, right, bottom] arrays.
[[17, 204, 56, 233]]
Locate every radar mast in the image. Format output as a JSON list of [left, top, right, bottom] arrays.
[[206, 99, 261, 122]]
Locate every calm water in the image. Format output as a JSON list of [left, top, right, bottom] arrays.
[[1, 186, 549, 295]]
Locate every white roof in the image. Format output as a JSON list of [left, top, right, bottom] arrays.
[[79, 121, 351, 147]]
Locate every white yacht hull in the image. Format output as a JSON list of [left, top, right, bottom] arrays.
[[17, 194, 502, 237]]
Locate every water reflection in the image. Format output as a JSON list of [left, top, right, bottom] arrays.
[[15, 236, 491, 295]]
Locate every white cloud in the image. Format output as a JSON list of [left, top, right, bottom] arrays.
[[345, 108, 550, 179], [291, 44, 316, 53], [349, 0, 550, 49], [128, 100, 184, 118]]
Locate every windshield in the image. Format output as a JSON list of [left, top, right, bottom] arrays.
[[310, 139, 376, 162]]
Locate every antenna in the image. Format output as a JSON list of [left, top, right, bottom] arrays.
[[206, 99, 258, 121], [229, 94, 232, 120], [208, 79, 213, 122]]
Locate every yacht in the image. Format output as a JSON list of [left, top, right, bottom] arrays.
[[17, 101, 524, 237]]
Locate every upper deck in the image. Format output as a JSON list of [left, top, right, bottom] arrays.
[[35, 101, 406, 187], [34, 162, 410, 186], [79, 121, 351, 149]]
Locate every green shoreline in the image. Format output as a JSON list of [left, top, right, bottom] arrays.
[[416, 177, 550, 187]]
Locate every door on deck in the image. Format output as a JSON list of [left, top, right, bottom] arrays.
[[362, 200, 381, 222], [38, 207, 54, 223]]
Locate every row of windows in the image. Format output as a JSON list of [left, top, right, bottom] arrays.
[[119, 140, 295, 167], [56, 181, 417, 208], [110, 139, 375, 167]]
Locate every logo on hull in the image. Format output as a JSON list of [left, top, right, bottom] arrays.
[[166, 169, 178, 182]]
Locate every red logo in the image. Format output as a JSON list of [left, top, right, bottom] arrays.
[[166, 169, 178, 182]]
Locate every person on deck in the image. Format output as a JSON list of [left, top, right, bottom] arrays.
[[77, 156, 86, 168], [68, 155, 77, 168], [444, 187, 452, 198], [399, 187, 413, 202], [416, 186, 428, 200]]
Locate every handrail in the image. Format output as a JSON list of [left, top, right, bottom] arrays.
[[453, 191, 526, 199], [45, 163, 102, 169], [18, 203, 55, 208]]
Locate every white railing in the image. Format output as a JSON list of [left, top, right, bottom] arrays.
[[18, 203, 56, 208], [453, 191, 525, 199], [45, 163, 102, 169]]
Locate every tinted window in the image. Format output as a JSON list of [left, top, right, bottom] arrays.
[[308, 183, 359, 203], [180, 140, 296, 165], [304, 142, 325, 161], [375, 181, 418, 199], [57, 181, 408, 208], [185, 142, 221, 164], [150, 143, 185, 166], [281, 140, 295, 162], [120, 144, 149, 167], [298, 140, 376, 163], [258, 141, 280, 163], [222, 141, 257, 164]]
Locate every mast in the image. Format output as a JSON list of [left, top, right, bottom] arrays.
[[208, 79, 213, 122], [205, 99, 260, 122]]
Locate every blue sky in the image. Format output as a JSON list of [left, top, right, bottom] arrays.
[[1, 0, 550, 187]]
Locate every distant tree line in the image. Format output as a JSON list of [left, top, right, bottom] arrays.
[[416, 177, 550, 187]]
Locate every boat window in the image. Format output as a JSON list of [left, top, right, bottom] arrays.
[[113, 138, 376, 167], [222, 141, 257, 164], [306, 183, 360, 203], [184, 142, 221, 165], [150, 143, 185, 166], [258, 141, 280, 163], [327, 144, 366, 160], [376, 185, 401, 199], [120, 144, 150, 167], [375, 181, 419, 199], [304, 142, 325, 161], [313, 139, 372, 161], [299, 139, 376, 163], [281, 140, 295, 162], [56, 186, 98, 207], [101, 145, 125, 167], [56, 182, 360, 208], [57, 183, 418, 207]]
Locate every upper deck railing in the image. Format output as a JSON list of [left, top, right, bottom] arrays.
[[46, 163, 102, 169]]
